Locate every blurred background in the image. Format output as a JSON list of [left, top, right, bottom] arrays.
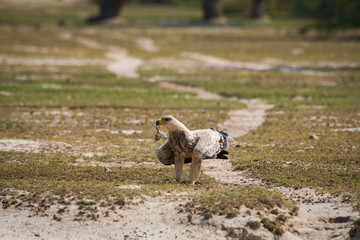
[[0, 0, 359, 31]]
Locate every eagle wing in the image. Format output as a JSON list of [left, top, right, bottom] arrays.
[[156, 140, 174, 165], [192, 129, 225, 159]]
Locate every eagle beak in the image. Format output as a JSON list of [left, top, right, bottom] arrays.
[[156, 118, 163, 126]]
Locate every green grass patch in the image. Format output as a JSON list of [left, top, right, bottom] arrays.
[[173, 76, 360, 107], [0, 162, 183, 187], [122, 3, 201, 21], [182, 185, 296, 218], [0, 27, 104, 57], [138, 27, 360, 63], [261, 217, 285, 236], [230, 106, 360, 206], [0, 82, 242, 109], [0, 161, 216, 218], [0, 2, 96, 26]]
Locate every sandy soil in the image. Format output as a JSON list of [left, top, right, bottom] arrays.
[[183, 52, 272, 71], [159, 82, 223, 100], [136, 38, 159, 52], [182, 52, 359, 74], [0, 139, 71, 153], [218, 99, 273, 138], [0, 55, 107, 66], [74, 35, 144, 78], [0, 196, 229, 240], [145, 51, 358, 77], [106, 47, 143, 79]]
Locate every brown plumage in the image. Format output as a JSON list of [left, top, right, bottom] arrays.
[[155, 115, 228, 184]]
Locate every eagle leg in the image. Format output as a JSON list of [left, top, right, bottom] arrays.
[[189, 156, 202, 185], [175, 157, 184, 182]]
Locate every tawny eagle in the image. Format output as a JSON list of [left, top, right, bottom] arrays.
[[155, 115, 229, 184]]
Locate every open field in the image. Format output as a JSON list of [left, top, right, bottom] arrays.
[[0, 1, 360, 239]]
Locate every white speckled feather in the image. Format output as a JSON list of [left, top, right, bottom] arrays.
[[190, 129, 222, 158]]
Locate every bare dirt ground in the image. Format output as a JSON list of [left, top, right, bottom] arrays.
[[0, 55, 107, 66], [136, 37, 159, 53], [0, 196, 227, 240], [1, 36, 359, 240], [75, 35, 143, 78]]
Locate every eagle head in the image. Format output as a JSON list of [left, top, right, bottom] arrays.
[[156, 115, 174, 126], [156, 115, 189, 132]]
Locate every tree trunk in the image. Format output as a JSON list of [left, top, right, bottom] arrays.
[[250, 0, 265, 18], [203, 0, 223, 21], [87, 0, 124, 23]]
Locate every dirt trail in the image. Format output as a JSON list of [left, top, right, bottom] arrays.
[[145, 52, 359, 77], [106, 47, 143, 78], [159, 82, 273, 138], [70, 35, 144, 78], [136, 37, 159, 52], [0, 55, 107, 66], [182, 52, 359, 73], [159, 82, 223, 100], [76, 36, 143, 79]]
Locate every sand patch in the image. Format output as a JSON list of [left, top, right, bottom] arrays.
[[136, 37, 159, 52], [116, 184, 142, 190], [158, 82, 273, 138], [0, 91, 13, 96], [75, 37, 104, 49], [183, 52, 359, 74], [332, 127, 360, 132], [144, 57, 200, 73], [106, 47, 143, 78], [183, 52, 272, 71], [41, 83, 62, 89], [0, 139, 71, 153], [74, 36, 143, 78], [145, 51, 358, 79], [159, 82, 223, 100], [0, 139, 111, 158], [218, 99, 274, 138], [0, 196, 232, 240], [0, 55, 107, 66], [121, 129, 143, 135]]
